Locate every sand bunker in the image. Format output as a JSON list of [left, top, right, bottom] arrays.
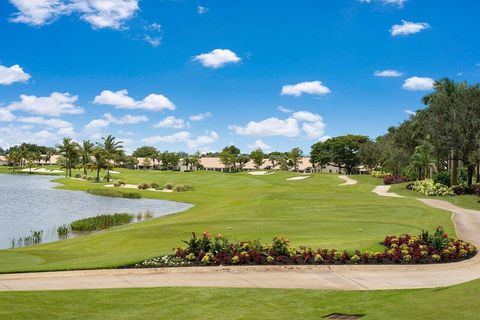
[[286, 176, 310, 181], [248, 171, 275, 176], [104, 184, 173, 193]]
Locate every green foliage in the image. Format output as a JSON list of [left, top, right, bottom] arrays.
[[87, 188, 141, 199], [320, 135, 369, 174], [70, 214, 134, 232], [410, 179, 455, 196], [250, 148, 265, 169], [57, 225, 70, 239], [137, 182, 151, 190], [434, 171, 451, 187], [173, 184, 194, 192]]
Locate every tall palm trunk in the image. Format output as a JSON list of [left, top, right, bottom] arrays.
[[451, 148, 458, 186]]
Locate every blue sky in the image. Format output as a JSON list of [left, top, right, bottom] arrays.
[[0, 0, 479, 154]]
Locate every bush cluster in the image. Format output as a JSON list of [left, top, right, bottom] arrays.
[[173, 184, 194, 192], [383, 175, 408, 185], [408, 179, 455, 196], [133, 227, 476, 267], [371, 170, 392, 178], [137, 182, 151, 190], [87, 188, 141, 199], [70, 213, 134, 232]]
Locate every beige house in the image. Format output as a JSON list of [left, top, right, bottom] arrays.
[[0, 155, 8, 166], [199, 157, 342, 173]]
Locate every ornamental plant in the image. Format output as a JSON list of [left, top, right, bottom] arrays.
[[371, 170, 392, 178], [383, 175, 408, 185], [133, 227, 476, 268], [410, 179, 455, 196]]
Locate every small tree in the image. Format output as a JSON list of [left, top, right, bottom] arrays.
[[250, 148, 265, 170], [289, 148, 303, 172]]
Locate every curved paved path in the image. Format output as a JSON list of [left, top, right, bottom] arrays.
[[1, 184, 480, 292], [338, 175, 358, 186]]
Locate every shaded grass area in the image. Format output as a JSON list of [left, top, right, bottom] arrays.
[[0, 170, 456, 273], [1, 280, 480, 320]]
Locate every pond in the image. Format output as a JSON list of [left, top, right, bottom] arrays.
[[0, 174, 193, 249]]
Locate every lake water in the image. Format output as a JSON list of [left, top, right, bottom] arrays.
[[0, 174, 193, 249]]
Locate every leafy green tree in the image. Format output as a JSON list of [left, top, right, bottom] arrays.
[[321, 135, 369, 174], [250, 148, 265, 170], [310, 142, 331, 173]]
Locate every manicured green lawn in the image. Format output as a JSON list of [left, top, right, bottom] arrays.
[[1, 279, 480, 319], [0, 170, 456, 273]]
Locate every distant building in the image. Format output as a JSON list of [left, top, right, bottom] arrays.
[[0, 155, 8, 166], [198, 157, 343, 174]]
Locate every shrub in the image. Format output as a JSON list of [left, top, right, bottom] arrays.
[[451, 185, 465, 195], [164, 183, 174, 190], [410, 179, 455, 196], [87, 188, 141, 199], [137, 182, 151, 190], [383, 175, 408, 185], [57, 225, 70, 239], [74, 173, 82, 178], [173, 184, 194, 192], [151, 182, 160, 189], [133, 227, 476, 267], [70, 213, 134, 232], [117, 180, 125, 186], [113, 182, 121, 187], [434, 171, 451, 187], [371, 170, 391, 178]]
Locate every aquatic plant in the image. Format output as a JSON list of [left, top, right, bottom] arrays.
[[87, 188, 141, 199], [70, 213, 134, 232]]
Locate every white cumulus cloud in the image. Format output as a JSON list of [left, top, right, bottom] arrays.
[[141, 131, 218, 150], [391, 20, 430, 36], [230, 111, 326, 140], [154, 116, 187, 129], [197, 6, 208, 15], [17, 116, 75, 136], [189, 112, 212, 121], [229, 117, 300, 138], [0, 108, 16, 122], [7, 92, 84, 117], [193, 49, 241, 68], [248, 139, 271, 150], [281, 81, 331, 97], [9, 0, 139, 29], [374, 69, 403, 77], [0, 64, 31, 85], [402, 76, 434, 91], [93, 89, 175, 112]]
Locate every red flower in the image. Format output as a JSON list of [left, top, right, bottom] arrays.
[[203, 230, 211, 239]]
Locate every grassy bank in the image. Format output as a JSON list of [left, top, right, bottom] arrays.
[[0, 170, 456, 273], [1, 279, 480, 319]]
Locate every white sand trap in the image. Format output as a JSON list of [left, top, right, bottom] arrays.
[[286, 176, 311, 181], [104, 184, 173, 193], [109, 170, 120, 174], [372, 185, 404, 198], [338, 175, 357, 186], [248, 171, 274, 176]]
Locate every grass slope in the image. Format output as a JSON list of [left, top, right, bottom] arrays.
[[0, 170, 455, 273], [1, 279, 480, 319]]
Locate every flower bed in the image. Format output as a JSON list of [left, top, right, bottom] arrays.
[[132, 227, 476, 267], [383, 175, 408, 185]]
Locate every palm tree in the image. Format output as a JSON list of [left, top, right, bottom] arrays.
[[87, 148, 109, 182], [410, 144, 434, 180], [79, 140, 94, 175], [99, 135, 123, 182], [289, 148, 303, 172], [56, 137, 79, 178], [190, 152, 201, 170]]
